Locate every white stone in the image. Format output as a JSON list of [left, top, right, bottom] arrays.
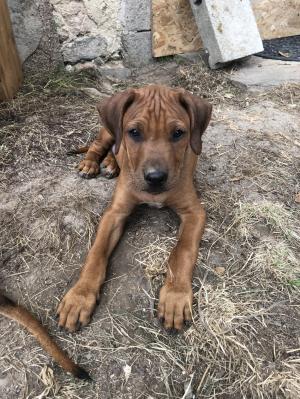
[[72, 61, 97, 72], [98, 61, 132, 80], [189, 0, 264, 69], [61, 35, 107, 63], [80, 87, 103, 99], [49, 0, 123, 62]]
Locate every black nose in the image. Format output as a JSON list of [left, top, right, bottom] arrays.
[[144, 169, 168, 185]]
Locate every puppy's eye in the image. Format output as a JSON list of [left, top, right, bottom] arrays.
[[128, 128, 142, 141], [172, 129, 185, 142]]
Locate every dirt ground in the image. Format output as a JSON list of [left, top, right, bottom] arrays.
[[0, 60, 299, 399]]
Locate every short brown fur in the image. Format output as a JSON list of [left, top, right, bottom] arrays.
[[0, 293, 89, 379], [58, 85, 212, 331]]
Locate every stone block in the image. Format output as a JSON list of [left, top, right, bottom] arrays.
[[122, 31, 153, 67], [62, 35, 108, 64], [50, 0, 122, 61], [189, 0, 263, 69], [123, 0, 151, 32]]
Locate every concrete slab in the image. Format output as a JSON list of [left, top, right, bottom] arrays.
[[229, 56, 300, 91], [123, 0, 151, 32], [122, 31, 153, 67], [189, 0, 263, 69]]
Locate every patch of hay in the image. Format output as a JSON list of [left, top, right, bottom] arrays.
[[234, 201, 300, 244]]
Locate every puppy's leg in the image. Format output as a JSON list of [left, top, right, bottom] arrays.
[[158, 192, 206, 330], [57, 187, 135, 332], [101, 151, 120, 179], [78, 127, 114, 179]]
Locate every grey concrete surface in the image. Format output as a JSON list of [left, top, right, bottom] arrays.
[[230, 56, 300, 90]]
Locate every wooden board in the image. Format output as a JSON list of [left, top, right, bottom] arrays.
[[152, 0, 202, 57], [252, 0, 300, 40], [152, 0, 300, 58], [0, 0, 22, 101]]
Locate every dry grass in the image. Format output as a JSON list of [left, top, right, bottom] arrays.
[[175, 63, 243, 106], [235, 201, 300, 244], [128, 200, 300, 398], [0, 69, 105, 179], [175, 62, 300, 112], [133, 236, 177, 278], [252, 241, 299, 284], [263, 83, 300, 111], [1, 65, 299, 398]]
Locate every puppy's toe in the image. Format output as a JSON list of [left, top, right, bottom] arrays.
[[77, 160, 100, 179], [79, 171, 95, 179], [100, 164, 119, 179], [100, 152, 120, 179]]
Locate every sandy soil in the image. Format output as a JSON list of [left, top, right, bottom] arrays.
[[0, 61, 299, 399]]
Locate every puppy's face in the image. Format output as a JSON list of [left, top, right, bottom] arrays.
[[98, 86, 212, 194], [121, 89, 191, 194]]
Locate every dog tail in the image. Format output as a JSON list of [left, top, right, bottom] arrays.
[[0, 293, 90, 380], [67, 146, 89, 155]]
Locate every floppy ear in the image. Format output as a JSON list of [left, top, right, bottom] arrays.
[[96, 89, 135, 154], [179, 91, 212, 154]]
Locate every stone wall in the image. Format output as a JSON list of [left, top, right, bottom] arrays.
[[7, 0, 297, 73], [49, 0, 123, 64], [8, 0, 153, 70], [7, 0, 62, 73], [121, 0, 152, 66], [8, 0, 43, 63]]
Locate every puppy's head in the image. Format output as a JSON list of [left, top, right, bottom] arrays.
[[97, 86, 212, 194]]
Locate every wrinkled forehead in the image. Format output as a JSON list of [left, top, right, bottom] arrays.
[[123, 86, 190, 131]]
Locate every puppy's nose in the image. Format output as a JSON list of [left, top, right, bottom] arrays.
[[144, 169, 168, 185]]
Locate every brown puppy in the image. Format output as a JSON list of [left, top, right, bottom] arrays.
[[58, 85, 212, 332], [0, 293, 89, 378]]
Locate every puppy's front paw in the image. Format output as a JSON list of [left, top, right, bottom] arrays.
[[57, 285, 98, 332], [158, 283, 193, 331], [78, 159, 100, 178], [101, 153, 120, 179]]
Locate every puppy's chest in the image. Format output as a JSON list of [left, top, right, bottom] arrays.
[[145, 202, 164, 209]]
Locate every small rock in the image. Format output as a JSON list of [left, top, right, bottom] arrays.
[[295, 193, 300, 203], [183, 375, 194, 399], [101, 80, 114, 93], [65, 64, 74, 73], [215, 266, 225, 276], [208, 164, 217, 171], [0, 376, 10, 388], [80, 87, 103, 99], [98, 64, 132, 80], [62, 35, 108, 64], [73, 61, 97, 72], [123, 364, 131, 383], [229, 175, 244, 182]]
